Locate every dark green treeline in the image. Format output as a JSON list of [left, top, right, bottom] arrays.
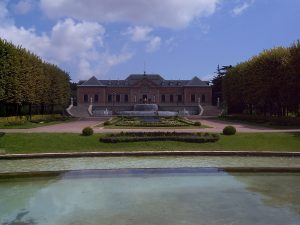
[[223, 41, 300, 116], [0, 38, 70, 117]]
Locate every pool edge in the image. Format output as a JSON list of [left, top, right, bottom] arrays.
[[1, 150, 300, 159]]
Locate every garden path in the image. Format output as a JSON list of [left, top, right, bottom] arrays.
[[1, 118, 300, 133]]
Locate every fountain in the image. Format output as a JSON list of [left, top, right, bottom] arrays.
[[120, 104, 178, 117], [93, 107, 112, 116]]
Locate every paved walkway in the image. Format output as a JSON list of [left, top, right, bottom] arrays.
[[1, 118, 300, 133]]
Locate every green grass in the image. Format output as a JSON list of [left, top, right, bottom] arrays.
[[0, 132, 300, 154], [217, 117, 300, 129], [0, 118, 77, 129]]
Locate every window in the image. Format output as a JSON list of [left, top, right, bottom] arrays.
[[161, 94, 165, 103], [178, 95, 182, 102], [202, 94, 206, 103], [124, 94, 129, 103], [191, 94, 195, 103], [170, 95, 174, 103], [116, 94, 121, 103], [84, 94, 88, 103], [108, 94, 112, 103], [94, 94, 99, 103]]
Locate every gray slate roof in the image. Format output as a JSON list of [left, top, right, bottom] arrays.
[[185, 76, 209, 86], [79, 76, 103, 86], [79, 74, 209, 87]]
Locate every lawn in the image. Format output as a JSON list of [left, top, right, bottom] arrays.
[[0, 132, 299, 154]]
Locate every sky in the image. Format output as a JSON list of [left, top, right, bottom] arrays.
[[0, 0, 300, 82]]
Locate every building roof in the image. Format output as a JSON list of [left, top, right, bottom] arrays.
[[125, 74, 164, 86], [79, 76, 103, 86], [78, 74, 209, 87], [185, 76, 209, 86]]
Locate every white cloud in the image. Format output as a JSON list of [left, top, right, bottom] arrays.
[[13, 0, 34, 14], [49, 19, 105, 62], [40, 0, 220, 29], [104, 51, 133, 67], [123, 26, 162, 53], [232, 0, 254, 16], [123, 26, 153, 42], [0, 18, 104, 63], [0, 16, 132, 80], [146, 36, 161, 53]]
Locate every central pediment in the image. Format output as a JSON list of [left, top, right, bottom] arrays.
[[131, 77, 159, 88]]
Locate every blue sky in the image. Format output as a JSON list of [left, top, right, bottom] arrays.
[[0, 0, 300, 82]]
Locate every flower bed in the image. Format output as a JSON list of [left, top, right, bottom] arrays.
[[105, 116, 200, 127]]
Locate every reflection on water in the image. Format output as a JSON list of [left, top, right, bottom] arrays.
[[1, 169, 300, 225], [233, 173, 300, 215], [2, 210, 36, 225]]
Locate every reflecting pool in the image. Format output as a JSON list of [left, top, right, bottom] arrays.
[[1, 168, 300, 225]]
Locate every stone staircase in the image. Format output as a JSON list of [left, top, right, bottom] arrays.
[[69, 105, 91, 118], [201, 105, 222, 117]]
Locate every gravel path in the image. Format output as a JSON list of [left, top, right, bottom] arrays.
[[1, 117, 300, 133]]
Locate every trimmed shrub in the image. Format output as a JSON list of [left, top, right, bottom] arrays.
[[82, 127, 94, 136], [0, 132, 5, 137], [194, 121, 201, 126], [223, 126, 236, 135], [103, 121, 111, 126], [99, 132, 220, 143]]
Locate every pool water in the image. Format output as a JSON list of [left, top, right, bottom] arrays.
[[1, 168, 300, 225]]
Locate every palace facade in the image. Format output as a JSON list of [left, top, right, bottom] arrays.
[[77, 74, 212, 107]]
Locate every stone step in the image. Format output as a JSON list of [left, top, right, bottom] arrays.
[[70, 106, 91, 118], [201, 106, 222, 117]]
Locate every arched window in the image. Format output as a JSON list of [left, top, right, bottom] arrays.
[[108, 95, 112, 103], [84, 94, 88, 103], [124, 94, 129, 103], [94, 94, 99, 103], [161, 94, 165, 103], [116, 94, 121, 103], [170, 95, 174, 103], [202, 94, 206, 103], [191, 94, 195, 103], [178, 95, 182, 102]]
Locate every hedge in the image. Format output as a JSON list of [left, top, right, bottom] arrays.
[[100, 132, 220, 143], [0, 114, 62, 123], [220, 114, 300, 126]]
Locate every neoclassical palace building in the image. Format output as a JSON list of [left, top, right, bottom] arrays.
[[78, 73, 212, 107]]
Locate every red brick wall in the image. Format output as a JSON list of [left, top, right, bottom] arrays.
[[78, 85, 212, 106]]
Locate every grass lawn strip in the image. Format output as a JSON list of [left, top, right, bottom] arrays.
[[0, 132, 299, 154]]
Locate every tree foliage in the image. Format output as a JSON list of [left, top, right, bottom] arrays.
[[0, 38, 70, 116], [211, 65, 231, 106], [222, 42, 300, 116]]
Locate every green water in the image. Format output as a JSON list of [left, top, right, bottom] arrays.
[[1, 169, 300, 225]]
